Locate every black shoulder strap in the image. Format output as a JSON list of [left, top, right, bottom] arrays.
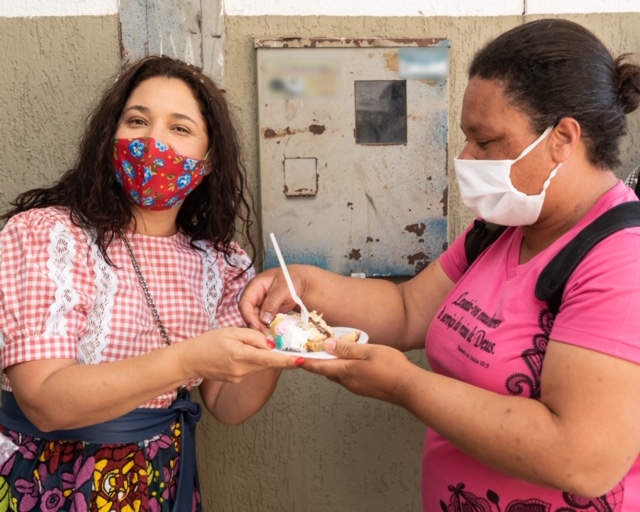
[[536, 201, 640, 316], [464, 219, 508, 266]]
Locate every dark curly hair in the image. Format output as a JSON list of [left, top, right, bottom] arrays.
[[469, 18, 640, 170], [1, 55, 256, 271]]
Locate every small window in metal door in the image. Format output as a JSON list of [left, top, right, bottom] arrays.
[[355, 80, 407, 145]]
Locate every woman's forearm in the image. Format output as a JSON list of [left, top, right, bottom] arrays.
[[205, 368, 284, 425], [6, 341, 193, 431]]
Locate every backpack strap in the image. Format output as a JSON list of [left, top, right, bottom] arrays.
[[464, 219, 508, 266], [535, 201, 640, 316]]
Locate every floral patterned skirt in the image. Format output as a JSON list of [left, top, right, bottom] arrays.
[[0, 422, 201, 512]]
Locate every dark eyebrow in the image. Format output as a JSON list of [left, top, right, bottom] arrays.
[[122, 105, 150, 115], [121, 106, 199, 126], [171, 113, 199, 125]]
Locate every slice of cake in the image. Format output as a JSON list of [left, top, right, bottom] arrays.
[[269, 310, 361, 352]]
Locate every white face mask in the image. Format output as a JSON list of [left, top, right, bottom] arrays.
[[454, 125, 561, 226]]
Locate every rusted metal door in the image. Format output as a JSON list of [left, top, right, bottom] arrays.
[[257, 38, 450, 277]]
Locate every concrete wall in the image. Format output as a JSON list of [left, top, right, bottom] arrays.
[[1, 7, 640, 512], [0, 15, 120, 214]]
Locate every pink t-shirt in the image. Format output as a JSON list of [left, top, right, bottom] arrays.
[[426, 181, 640, 511], [0, 207, 253, 408]]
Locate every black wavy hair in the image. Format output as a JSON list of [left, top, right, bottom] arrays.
[[469, 18, 640, 170], [2, 55, 256, 271]]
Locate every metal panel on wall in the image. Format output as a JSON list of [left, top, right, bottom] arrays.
[[256, 38, 450, 277]]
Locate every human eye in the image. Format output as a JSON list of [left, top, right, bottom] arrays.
[[173, 125, 191, 134], [124, 116, 147, 126]]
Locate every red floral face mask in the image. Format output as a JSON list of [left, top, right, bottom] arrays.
[[112, 137, 207, 210]]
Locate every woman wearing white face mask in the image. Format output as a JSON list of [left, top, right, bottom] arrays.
[[239, 19, 640, 512]]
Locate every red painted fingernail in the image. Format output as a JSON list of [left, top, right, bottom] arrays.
[[294, 357, 305, 366], [266, 339, 276, 349]]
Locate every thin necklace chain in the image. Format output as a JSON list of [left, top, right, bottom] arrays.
[[118, 230, 171, 347]]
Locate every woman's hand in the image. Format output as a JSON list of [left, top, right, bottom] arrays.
[[184, 327, 299, 382], [298, 338, 421, 407], [239, 267, 302, 333]]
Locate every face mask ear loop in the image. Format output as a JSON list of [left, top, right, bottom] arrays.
[[539, 164, 562, 194], [514, 125, 554, 162]]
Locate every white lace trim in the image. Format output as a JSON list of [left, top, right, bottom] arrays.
[[78, 240, 117, 364], [44, 223, 79, 337], [228, 251, 254, 281], [0, 243, 5, 348], [193, 240, 223, 328]]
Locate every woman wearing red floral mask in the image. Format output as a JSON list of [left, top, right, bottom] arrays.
[[0, 56, 298, 511]]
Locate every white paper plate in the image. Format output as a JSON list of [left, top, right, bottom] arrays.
[[272, 327, 369, 359]]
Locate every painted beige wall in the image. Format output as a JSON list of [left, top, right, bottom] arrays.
[[1, 11, 639, 512], [0, 16, 121, 213]]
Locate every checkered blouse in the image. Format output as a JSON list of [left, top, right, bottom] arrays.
[[0, 207, 253, 408]]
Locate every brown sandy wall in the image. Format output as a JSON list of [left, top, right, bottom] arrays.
[[0, 12, 639, 512], [0, 16, 120, 213]]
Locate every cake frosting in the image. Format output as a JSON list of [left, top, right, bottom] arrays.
[[269, 310, 360, 352]]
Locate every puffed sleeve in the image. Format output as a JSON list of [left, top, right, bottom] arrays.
[[0, 208, 95, 370], [215, 242, 254, 328]]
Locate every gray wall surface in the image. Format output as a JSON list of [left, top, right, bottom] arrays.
[[0, 16, 121, 213], [0, 11, 639, 512]]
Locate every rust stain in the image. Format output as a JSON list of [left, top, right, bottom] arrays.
[[348, 249, 362, 261], [386, 38, 448, 47], [255, 37, 448, 49], [383, 51, 398, 73], [309, 124, 326, 135], [407, 252, 427, 265], [442, 186, 449, 216], [405, 223, 426, 237], [414, 260, 429, 273], [262, 127, 296, 139]]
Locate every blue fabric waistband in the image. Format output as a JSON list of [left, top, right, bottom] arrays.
[[0, 390, 202, 511]]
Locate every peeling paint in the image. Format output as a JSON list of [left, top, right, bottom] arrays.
[[263, 126, 324, 138], [255, 37, 449, 49], [441, 186, 449, 216], [405, 223, 426, 237], [263, 127, 293, 138], [348, 249, 362, 260], [414, 260, 429, 273], [383, 51, 398, 73], [407, 252, 427, 264]]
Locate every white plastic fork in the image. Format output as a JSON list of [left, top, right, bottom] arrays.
[[269, 232, 310, 324]]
